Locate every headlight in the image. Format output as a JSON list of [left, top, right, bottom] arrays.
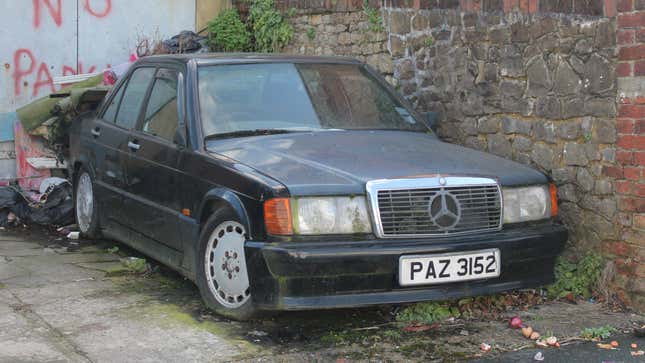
[[293, 196, 372, 234], [502, 185, 553, 223]]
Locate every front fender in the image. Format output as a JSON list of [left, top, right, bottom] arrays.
[[198, 188, 253, 238]]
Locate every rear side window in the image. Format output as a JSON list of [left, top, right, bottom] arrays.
[[102, 85, 125, 122], [115, 67, 155, 129], [141, 69, 179, 142]]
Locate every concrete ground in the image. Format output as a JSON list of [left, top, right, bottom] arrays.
[[0, 228, 249, 363], [1, 226, 643, 362]]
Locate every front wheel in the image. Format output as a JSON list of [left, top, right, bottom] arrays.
[[74, 168, 100, 238], [196, 209, 258, 320]]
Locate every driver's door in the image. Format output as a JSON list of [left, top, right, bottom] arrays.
[[124, 67, 184, 251]]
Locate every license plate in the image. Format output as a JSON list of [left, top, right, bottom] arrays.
[[399, 249, 500, 286]]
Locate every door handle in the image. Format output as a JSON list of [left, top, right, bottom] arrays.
[[128, 141, 140, 151], [91, 127, 101, 137]]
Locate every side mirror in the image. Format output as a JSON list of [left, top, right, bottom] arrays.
[[424, 111, 439, 132]]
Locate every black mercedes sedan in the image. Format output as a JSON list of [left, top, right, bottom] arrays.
[[68, 54, 568, 320]]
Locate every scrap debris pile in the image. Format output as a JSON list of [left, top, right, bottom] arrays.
[[1, 30, 204, 229], [156, 30, 208, 54], [0, 178, 73, 227], [17, 75, 110, 156]]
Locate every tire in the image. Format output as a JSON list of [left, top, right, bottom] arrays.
[[196, 208, 258, 320], [74, 167, 100, 238]]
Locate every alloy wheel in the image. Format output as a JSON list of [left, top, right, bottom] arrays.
[[76, 173, 93, 233], [204, 221, 251, 308]]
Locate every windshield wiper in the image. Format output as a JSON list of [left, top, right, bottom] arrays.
[[204, 129, 301, 140]]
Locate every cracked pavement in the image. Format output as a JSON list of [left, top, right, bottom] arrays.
[[1, 227, 643, 363], [0, 230, 245, 363]]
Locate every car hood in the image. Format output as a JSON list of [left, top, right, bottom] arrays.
[[206, 130, 548, 195]]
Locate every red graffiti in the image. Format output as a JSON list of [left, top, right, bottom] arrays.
[[32, 63, 56, 97], [62, 65, 76, 77], [13, 49, 36, 96], [33, 0, 62, 28], [62, 63, 97, 77], [12, 48, 103, 97], [32, 0, 111, 29], [83, 0, 112, 18]]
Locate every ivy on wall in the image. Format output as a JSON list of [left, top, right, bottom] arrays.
[[207, 0, 294, 53], [207, 9, 251, 52]]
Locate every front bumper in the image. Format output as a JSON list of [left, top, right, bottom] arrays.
[[245, 221, 568, 310]]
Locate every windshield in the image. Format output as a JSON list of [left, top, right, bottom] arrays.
[[198, 63, 427, 137]]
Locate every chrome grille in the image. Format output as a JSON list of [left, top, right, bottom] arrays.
[[366, 177, 502, 238]]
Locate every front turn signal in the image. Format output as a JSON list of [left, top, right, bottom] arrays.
[[550, 183, 558, 217], [264, 198, 293, 235]]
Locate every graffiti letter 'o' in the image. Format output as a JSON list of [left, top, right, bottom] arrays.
[[83, 0, 111, 18]]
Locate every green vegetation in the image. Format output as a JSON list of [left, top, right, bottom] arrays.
[[121, 257, 149, 274], [396, 302, 460, 324], [320, 329, 367, 345], [249, 0, 294, 52], [106, 246, 119, 254], [547, 252, 604, 299], [363, 0, 383, 33], [307, 27, 316, 41], [424, 36, 434, 47], [207, 8, 251, 52], [580, 325, 616, 340], [382, 329, 402, 341]]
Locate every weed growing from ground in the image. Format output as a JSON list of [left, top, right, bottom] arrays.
[[547, 252, 604, 299], [121, 257, 149, 274], [396, 302, 460, 324], [580, 325, 616, 340]]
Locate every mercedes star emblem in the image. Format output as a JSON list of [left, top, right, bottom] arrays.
[[428, 190, 461, 229]]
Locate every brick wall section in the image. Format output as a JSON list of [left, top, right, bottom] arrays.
[[608, 0, 645, 308], [273, 0, 616, 15]]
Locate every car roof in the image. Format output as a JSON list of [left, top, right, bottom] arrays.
[[137, 53, 363, 66]]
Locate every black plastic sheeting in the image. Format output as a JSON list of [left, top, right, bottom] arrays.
[[0, 183, 74, 227], [161, 31, 208, 54]]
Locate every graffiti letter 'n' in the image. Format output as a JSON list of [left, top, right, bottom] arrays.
[[13, 49, 36, 96], [33, 0, 62, 28]]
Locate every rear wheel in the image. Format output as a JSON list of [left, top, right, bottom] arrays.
[[196, 209, 258, 320], [74, 168, 100, 238]]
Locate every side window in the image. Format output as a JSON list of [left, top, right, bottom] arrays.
[[102, 84, 125, 122], [141, 69, 179, 142], [115, 67, 155, 129]]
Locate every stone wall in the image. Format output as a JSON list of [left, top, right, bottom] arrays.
[[383, 9, 619, 257], [240, 0, 644, 309], [286, 11, 393, 79]]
